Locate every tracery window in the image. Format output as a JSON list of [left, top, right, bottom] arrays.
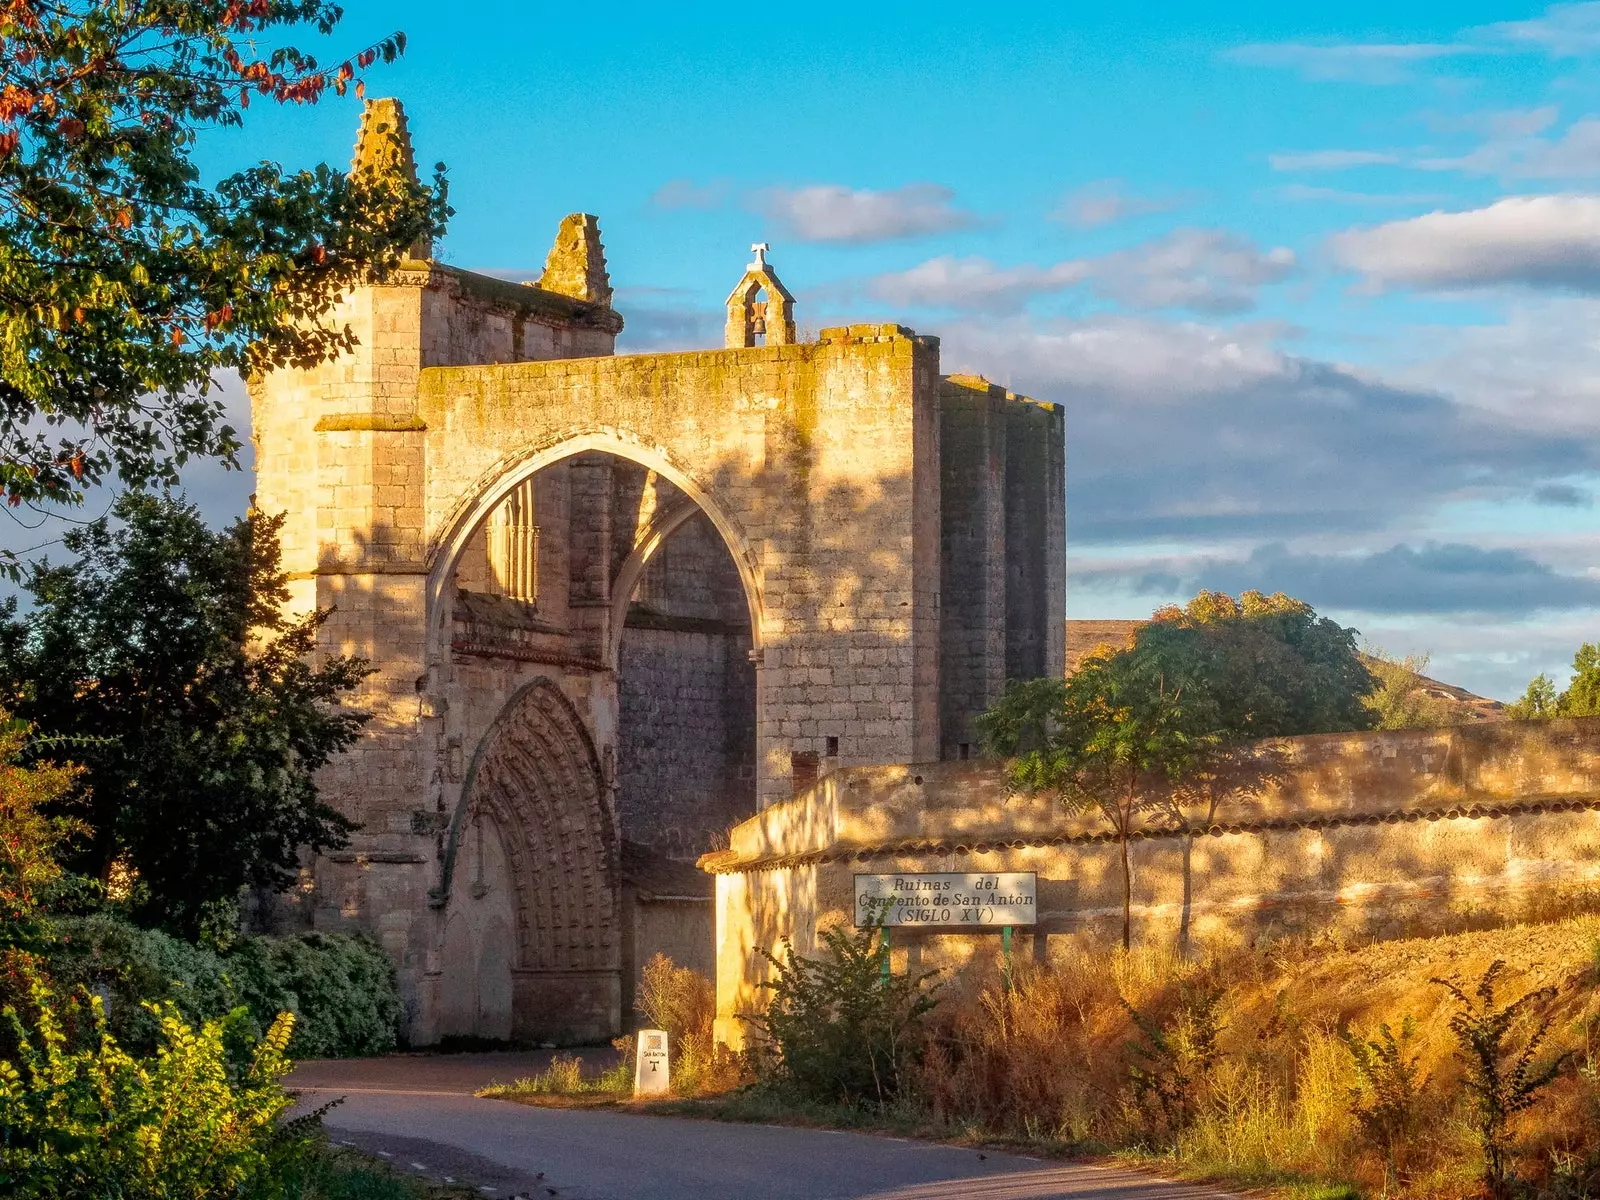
[[487, 479, 539, 603]]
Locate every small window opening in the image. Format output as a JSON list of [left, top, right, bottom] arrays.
[[790, 750, 820, 797], [487, 478, 539, 604], [825, 736, 839, 757], [958, 742, 971, 761]]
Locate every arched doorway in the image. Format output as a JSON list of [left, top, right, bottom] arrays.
[[438, 679, 615, 1043], [430, 446, 759, 1039]]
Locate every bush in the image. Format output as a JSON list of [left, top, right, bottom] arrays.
[[1435, 960, 1574, 1200], [0, 973, 308, 1199], [223, 933, 402, 1059], [756, 922, 938, 1107], [48, 915, 400, 1059], [1342, 1017, 1430, 1189]]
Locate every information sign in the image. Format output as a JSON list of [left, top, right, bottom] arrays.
[[854, 872, 1037, 928], [634, 1028, 670, 1097]]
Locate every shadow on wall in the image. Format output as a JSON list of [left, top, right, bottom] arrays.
[[702, 720, 1600, 1043]]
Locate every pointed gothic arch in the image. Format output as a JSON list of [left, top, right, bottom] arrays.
[[436, 678, 616, 973]]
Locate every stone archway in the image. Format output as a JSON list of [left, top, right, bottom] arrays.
[[434, 678, 618, 1043]]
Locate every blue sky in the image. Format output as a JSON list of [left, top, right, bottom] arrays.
[[160, 1, 1600, 699]]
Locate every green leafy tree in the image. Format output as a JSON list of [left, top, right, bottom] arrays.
[[981, 647, 1223, 950], [1558, 643, 1600, 717], [0, 0, 447, 535], [1363, 649, 1461, 730], [1144, 590, 1377, 738], [1506, 673, 1559, 721], [0, 493, 368, 939], [980, 591, 1371, 951], [1507, 643, 1600, 720]]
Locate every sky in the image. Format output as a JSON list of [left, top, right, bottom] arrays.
[[49, 0, 1600, 701]]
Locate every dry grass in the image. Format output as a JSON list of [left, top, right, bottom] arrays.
[[908, 916, 1600, 1198], [482, 953, 748, 1105]]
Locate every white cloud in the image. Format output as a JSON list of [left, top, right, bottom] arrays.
[[1226, 4, 1600, 84], [1091, 229, 1296, 314], [1224, 41, 1473, 84], [1269, 149, 1402, 172], [1476, 2, 1600, 55], [932, 311, 1593, 551], [1329, 195, 1600, 292], [1278, 184, 1449, 205], [1418, 116, 1600, 178], [1385, 296, 1600, 434], [650, 179, 729, 210], [751, 183, 976, 244], [869, 257, 1089, 313], [869, 230, 1294, 316], [1051, 180, 1187, 229]]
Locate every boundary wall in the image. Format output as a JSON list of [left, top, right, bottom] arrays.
[[700, 718, 1600, 1046]]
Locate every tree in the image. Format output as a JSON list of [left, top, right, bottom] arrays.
[[980, 590, 1372, 952], [1144, 590, 1376, 738], [1505, 673, 1559, 721], [1507, 643, 1600, 720], [1363, 649, 1460, 730], [1556, 643, 1600, 717], [0, 1, 447, 534], [980, 646, 1222, 950], [0, 716, 82, 951], [0, 493, 367, 939]]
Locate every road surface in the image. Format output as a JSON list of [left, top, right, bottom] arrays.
[[288, 1053, 1236, 1200]]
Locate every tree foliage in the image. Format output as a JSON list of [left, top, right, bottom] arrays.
[[0, 492, 367, 938], [1508, 643, 1600, 720], [1363, 649, 1463, 730], [0, 0, 448, 522], [0, 717, 82, 952], [978, 591, 1372, 949]]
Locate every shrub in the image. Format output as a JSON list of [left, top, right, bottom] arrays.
[[1341, 1017, 1429, 1188], [755, 922, 938, 1107], [1435, 960, 1575, 1200], [0, 973, 308, 1199], [48, 915, 400, 1059], [223, 932, 401, 1059], [1125, 977, 1225, 1143]]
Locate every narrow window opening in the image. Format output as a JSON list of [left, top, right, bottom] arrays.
[[825, 736, 839, 757], [487, 478, 539, 604], [790, 750, 820, 797]]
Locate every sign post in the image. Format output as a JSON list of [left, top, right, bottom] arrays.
[[854, 872, 1038, 930], [633, 1028, 670, 1098]]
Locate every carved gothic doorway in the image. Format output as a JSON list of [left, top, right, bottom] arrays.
[[437, 679, 617, 1043]]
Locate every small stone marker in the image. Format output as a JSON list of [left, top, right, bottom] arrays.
[[634, 1028, 670, 1097]]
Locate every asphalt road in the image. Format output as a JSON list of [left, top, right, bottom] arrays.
[[288, 1053, 1237, 1200]]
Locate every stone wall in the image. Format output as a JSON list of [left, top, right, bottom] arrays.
[[936, 376, 1066, 756], [618, 627, 756, 858], [703, 718, 1600, 1046]]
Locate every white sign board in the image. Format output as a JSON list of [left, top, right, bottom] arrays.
[[854, 872, 1037, 928], [634, 1028, 670, 1097]]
